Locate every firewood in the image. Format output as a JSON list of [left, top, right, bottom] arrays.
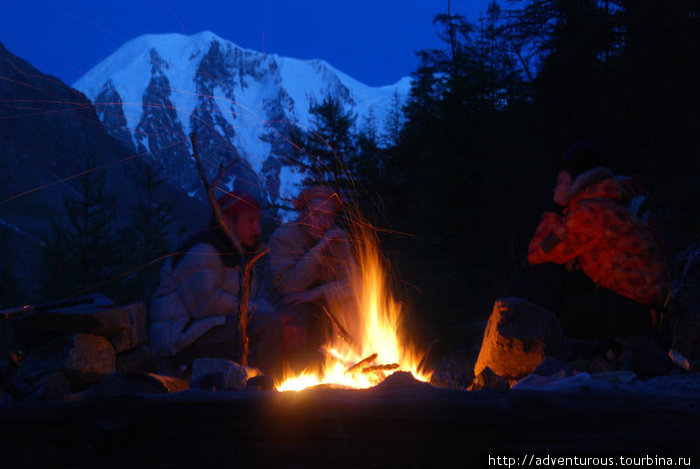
[[362, 364, 399, 374], [347, 354, 378, 373], [318, 349, 351, 367]]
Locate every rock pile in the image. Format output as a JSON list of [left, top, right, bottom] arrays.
[[0, 298, 269, 402]]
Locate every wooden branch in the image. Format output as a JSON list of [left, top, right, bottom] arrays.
[[347, 353, 377, 373], [238, 247, 269, 366], [362, 364, 399, 374], [191, 132, 268, 366], [321, 306, 357, 348], [190, 133, 245, 258]]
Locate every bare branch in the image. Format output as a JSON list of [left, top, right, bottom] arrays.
[[321, 306, 357, 348], [190, 132, 270, 367], [238, 247, 269, 366], [190, 133, 245, 258]]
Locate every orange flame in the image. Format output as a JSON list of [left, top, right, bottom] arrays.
[[277, 225, 431, 391]]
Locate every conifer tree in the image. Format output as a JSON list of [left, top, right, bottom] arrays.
[[300, 92, 357, 189], [39, 155, 117, 301], [0, 227, 25, 308], [382, 90, 405, 148], [117, 160, 175, 305]]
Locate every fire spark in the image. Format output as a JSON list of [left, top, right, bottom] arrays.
[[276, 226, 431, 391]]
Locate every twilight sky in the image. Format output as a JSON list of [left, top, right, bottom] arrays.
[[1, 0, 493, 88]]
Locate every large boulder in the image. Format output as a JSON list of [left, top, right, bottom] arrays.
[[15, 303, 147, 353], [15, 334, 116, 390], [191, 358, 262, 392], [474, 297, 562, 380]]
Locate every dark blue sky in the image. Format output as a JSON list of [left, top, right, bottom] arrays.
[[2, 0, 492, 87]]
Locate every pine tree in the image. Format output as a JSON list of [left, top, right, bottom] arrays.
[[117, 160, 175, 305], [382, 90, 405, 148], [300, 92, 357, 189], [0, 226, 25, 308], [39, 155, 117, 301]]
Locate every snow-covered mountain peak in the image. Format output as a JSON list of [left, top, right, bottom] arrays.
[[73, 31, 411, 206]]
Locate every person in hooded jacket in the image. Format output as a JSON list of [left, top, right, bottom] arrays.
[[150, 191, 282, 373], [521, 142, 671, 343]]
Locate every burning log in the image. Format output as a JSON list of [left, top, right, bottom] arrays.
[[347, 353, 378, 373], [318, 349, 350, 367], [362, 364, 399, 374]]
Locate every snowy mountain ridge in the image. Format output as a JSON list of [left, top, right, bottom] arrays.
[[73, 31, 411, 204]]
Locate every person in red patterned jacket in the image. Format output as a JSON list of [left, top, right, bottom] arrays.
[[522, 142, 671, 342]]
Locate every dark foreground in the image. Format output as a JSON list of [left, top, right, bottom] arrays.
[[1, 373, 698, 468]]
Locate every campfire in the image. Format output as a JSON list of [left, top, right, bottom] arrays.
[[277, 226, 431, 391]]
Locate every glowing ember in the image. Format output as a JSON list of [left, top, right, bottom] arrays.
[[277, 226, 431, 391]]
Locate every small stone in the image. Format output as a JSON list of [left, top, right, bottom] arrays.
[[429, 359, 471, 389], [469, 366, 510, 391], [24, 371, 71, 402], [191, 358, 262, 392], [246, 375, 275, 391]]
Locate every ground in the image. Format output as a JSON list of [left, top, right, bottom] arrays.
[[1, 372, 698, 467]]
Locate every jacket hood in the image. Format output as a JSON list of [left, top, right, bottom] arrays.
[[567, 166, 626, 206]]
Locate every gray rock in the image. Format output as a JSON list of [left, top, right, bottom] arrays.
[[246, 375, 275, 391], [15, 303, 147, 353], [474, 297, 562, 380], [116, 346, 158, 373], [618, 335, 671, 377], [96, 372, 189, 395], [191, 358, 262, 391], [533, 357, 571, 377], [15, 334, 116, 390], [24, 371, 71, 402]]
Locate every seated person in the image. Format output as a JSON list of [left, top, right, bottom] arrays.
[[150, 191, 281, 373], [261, 185, 357, 371], [521, 142, 671, 343]]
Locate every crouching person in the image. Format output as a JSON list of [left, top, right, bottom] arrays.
[[521, 142, 671, 344], [150, 191, 282, 375]]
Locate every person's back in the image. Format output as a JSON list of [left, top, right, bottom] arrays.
[[522, 142, 671, 341], [528, 166, 670, 306]]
